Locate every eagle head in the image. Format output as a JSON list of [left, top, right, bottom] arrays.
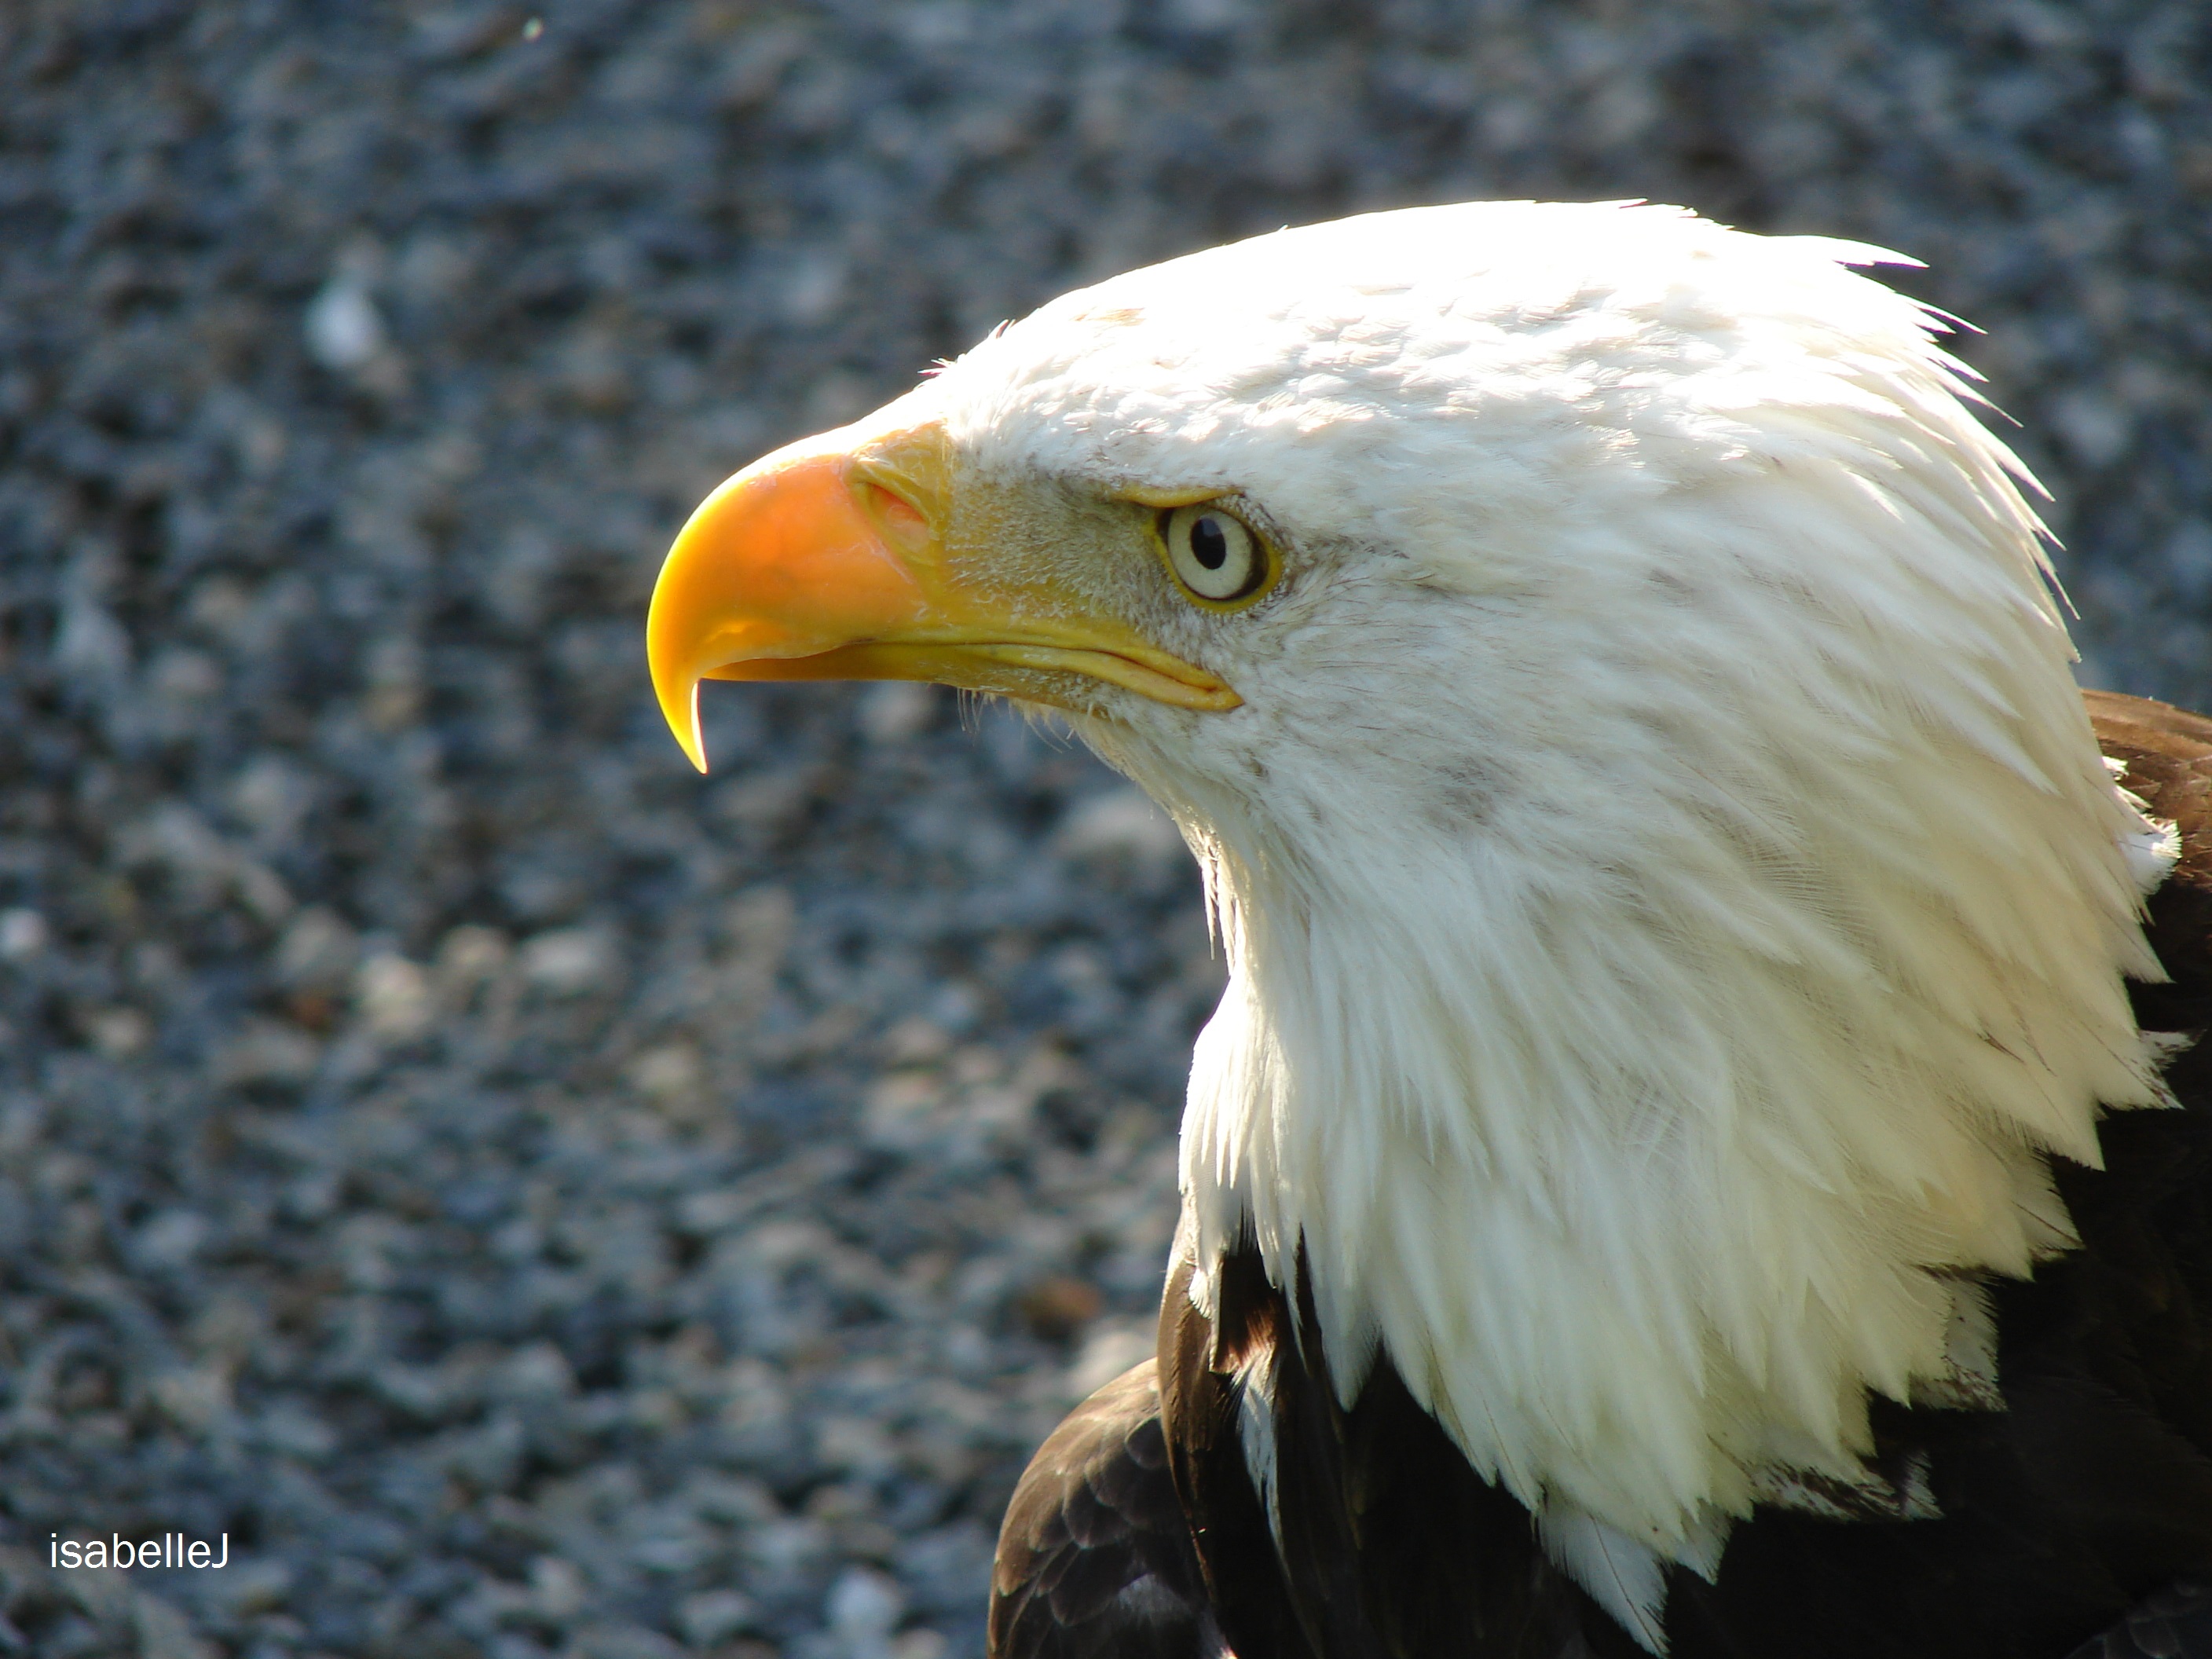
[[646, 201, 2176, 1572]]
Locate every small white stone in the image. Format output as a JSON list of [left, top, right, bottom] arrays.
[[827, 1566, 904, 1643], [354, 953, 432, 1039], [305, 275, 386, 371], [678, 1588, 756, 1647], [627, 1040, 704, 1101], [275, 906, 357, 989], [520, 926, 615, 994], [527, 1556, 587, 1619], [137, 1209, 211, 1269], [0, 909, 47, 961], [860, 680, 937, 744], [87, 1006, 152, 1057], [1054, 788, 1185, 863]]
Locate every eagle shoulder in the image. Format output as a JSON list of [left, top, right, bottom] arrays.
[[988, 1357, 1225, 1659]]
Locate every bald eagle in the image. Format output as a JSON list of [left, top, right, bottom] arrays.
[[646, 203, 2212, 1659]]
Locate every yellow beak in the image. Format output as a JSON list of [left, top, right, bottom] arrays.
[[646, 421, 1240, 771]]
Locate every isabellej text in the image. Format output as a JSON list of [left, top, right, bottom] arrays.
[[51, 1534, 228, 1569]]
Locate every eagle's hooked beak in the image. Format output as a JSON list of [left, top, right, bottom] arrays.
[[646, 420, 1240, 771]]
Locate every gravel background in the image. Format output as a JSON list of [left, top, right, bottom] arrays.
[[2, 2, 2209, 1656]]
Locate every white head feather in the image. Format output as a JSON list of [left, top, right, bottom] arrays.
[[908, 201, 2176, 1598]]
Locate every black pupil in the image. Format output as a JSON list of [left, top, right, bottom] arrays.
[[1191, 516, 1229, 570]]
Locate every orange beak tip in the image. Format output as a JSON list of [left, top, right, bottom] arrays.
[[684, 682, 709, 774], [657, 675, 709, 774]]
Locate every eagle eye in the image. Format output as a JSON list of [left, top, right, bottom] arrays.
[[1158, 504, 1273, 608]]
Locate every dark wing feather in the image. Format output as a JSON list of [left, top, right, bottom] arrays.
[[2068, 1581, 2212, 1659], [990, 1358, 1225, 1659], [1160, 1239, 1629, 1659]]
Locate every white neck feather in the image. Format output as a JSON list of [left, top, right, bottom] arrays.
[[1096, 434, 2177, 1577]]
